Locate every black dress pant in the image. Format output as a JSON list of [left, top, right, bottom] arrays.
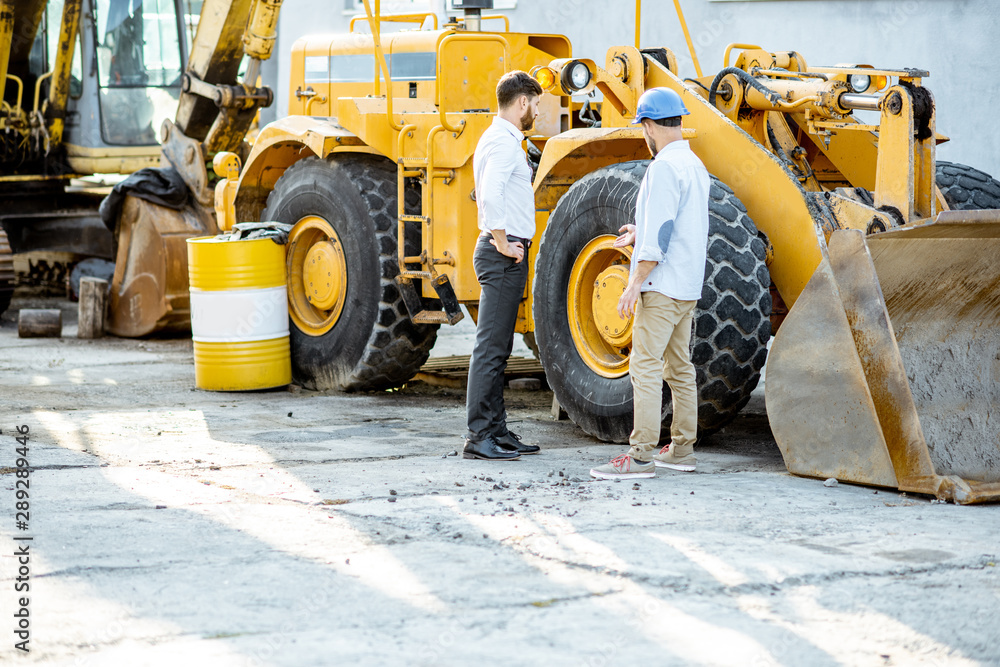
[[466, 234, 530, 441]]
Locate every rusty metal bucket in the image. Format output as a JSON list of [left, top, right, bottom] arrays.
[[106, 196, 216, 337], [766, 213, 1000, 504]]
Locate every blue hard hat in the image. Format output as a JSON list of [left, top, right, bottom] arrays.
[[632, 87, 689, 124]]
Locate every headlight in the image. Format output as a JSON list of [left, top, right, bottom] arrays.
[[850, 74, 872, 93], [561, 60, 592, 93], [532, 66, 557, 92]]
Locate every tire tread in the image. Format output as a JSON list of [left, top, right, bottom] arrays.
[[534, 160, 770, 442], [936, 161, 1000, 211]]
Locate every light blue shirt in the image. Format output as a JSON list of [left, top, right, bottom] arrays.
[[473, 116, 536, 240], [631, 140, 710, 301]]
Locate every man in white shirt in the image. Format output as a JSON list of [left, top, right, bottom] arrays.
[[591, 87, 710, 480], [464, 71, 543, 461]]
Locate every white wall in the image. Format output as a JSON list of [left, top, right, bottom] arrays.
[[262, 0, 1000, 177]]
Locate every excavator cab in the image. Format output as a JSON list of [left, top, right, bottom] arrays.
[[8, 0, 192, 172], [65, 0, 190, 170]]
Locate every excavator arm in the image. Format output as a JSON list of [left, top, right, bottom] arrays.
[[163, 0, 281, 207]]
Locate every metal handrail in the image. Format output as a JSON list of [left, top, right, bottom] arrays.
[[672, 0, 702, 78], [351, 12, 437, 32], [724, 43, 763, 69], [304, 94, 327, 115], [34, 71, 53, 112], [3, 74, 23, 111], [360, 0, 403, 130], [397, 123, 418, 276], [422, 125, 446, 274]]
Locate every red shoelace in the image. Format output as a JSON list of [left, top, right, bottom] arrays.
[[610, 454, 632, 470]]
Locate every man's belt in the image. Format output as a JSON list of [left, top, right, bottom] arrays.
[[480, 231, 532, 249]]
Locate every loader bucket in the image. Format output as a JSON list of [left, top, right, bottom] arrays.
[[765, 213, 1000, 504], [106, 196, 217, 337]]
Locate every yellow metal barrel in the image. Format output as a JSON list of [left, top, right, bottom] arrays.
[[187, 236, 290, 391]]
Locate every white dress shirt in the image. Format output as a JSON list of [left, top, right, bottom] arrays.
[[472, 116, 536, 240], [631, 139, 711, 301]]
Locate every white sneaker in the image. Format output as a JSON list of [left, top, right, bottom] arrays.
[[590, 454, 655, 480], [653, 443, 696, 471]]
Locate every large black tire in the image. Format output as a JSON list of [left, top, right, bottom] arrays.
[[533, 161, 770, 443], [262, 155, 437, 391], [936, 161, 1000, 211]]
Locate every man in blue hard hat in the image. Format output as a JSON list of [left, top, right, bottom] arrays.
[[591, 87, 710, 480]]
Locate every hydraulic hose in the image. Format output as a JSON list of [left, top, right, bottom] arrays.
[[709, 66, 783, 109], [766, 119, 813, 184]]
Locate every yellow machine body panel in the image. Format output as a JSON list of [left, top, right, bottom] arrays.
[[241, 26, 571, 312]]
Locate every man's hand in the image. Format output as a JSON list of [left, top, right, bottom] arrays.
[[490, 237, 525, 263], [613, 224, 636, 248], [618, 260, 655, 319], [618, 281, 641, 319]]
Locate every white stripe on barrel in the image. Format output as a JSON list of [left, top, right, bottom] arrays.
[[190, 286, 289, 343]]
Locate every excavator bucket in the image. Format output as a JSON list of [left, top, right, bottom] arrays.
[[766, 213, 1000, 504], [106, 197, 216, 337]]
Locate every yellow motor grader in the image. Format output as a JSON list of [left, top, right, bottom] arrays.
[[119, 0, 1000, 503]]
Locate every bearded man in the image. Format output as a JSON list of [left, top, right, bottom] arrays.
[[463, 71, 543, 460]]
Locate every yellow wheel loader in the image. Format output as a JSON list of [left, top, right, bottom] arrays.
[[124, 0, 1000, 502]]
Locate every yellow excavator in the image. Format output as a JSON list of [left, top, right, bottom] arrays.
[[1, 0, 195, 313], [108, 0, 1000, 503]]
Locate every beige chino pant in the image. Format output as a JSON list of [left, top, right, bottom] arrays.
[[627, 291, 699, 462]]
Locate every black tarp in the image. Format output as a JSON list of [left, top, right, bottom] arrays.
[[99, 167, 189, 254]]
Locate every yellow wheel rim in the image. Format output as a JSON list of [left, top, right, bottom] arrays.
[[567, 235, 633, 378], [286, 216, 348, 336]]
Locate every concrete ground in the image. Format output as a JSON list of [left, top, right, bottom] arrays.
[[1, 297, 998, 666]]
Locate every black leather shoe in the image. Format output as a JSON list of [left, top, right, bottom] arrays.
[[495, 430, 540, 455], [463, 435, 521, 460]]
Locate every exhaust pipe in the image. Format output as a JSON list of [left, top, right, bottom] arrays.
[[454, 0, 492, 31], [464, 9, 481, 31]]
